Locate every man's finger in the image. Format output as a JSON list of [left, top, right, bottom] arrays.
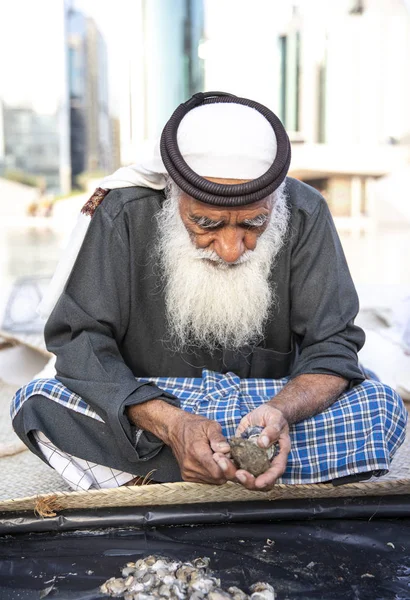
[[209, 437, 230, 454], [183, 459, 227, 485], [212, 452, 237, 480], [253, 464, 282, 489], [193, 440, 229, 481], [256, 424, 283, 448], [235, 416, 251, 437], [208, 424, 230, 453], [183, 468, 227, 485], [254, 438, 290, 489], [235, 469, 258, 490]]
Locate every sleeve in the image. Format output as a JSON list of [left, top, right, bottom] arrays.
[[289, 197, 365, 386], [44, 202, 180, 465]]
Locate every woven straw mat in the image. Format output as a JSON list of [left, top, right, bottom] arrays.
[[0, 377, 409, 514]]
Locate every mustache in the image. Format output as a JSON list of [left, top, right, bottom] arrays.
[[194, 248, 253, 266]]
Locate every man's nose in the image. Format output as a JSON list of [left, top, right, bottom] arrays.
[[213, 227, 246, 263]]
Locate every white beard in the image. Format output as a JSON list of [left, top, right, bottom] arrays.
[[154, 181, 290, 353]]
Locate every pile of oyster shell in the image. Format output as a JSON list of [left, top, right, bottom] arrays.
[[100, 555, 275, 600]]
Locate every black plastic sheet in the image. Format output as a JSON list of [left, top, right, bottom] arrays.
[[2, 495, 410, 534], [2, 499, 410, 599]]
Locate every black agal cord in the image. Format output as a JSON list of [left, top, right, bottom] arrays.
[[160, 91, 291, 206]]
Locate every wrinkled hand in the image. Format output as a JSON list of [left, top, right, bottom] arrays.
[[167, 412, 236, 484], [213, 403, 291, 491]]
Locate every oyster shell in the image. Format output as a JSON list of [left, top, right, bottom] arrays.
[[193, 556, 210, 569], [228, 586, 249, 600], [100, 576, 127, 596], [229, 427, 279, 477], [208, 590, 234, 600], [250, 582, 275, 600]]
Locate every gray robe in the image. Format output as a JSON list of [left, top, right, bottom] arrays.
[[13, 177, 365, 479]]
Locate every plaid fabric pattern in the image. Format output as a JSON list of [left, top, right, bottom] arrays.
[[11, 378, 103, 422], [11, 369, 407, 484], [33, 431, 134, 491]]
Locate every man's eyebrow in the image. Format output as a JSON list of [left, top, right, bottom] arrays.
[[240, 214, 269, 227], [189, 214, 225, 228]]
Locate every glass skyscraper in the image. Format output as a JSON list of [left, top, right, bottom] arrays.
[[121, 0, 204, 164], [67, 6, 111, 186]]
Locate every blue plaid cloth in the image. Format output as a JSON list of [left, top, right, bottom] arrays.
[[11, 369, 407, 484]]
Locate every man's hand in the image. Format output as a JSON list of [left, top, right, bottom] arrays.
[[213, 404, 291, 491], [214, 373, 349, 490], [127, 400, 235, 484], [166, 412, 237, 484]]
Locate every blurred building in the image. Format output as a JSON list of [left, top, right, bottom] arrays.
[[202, 1, 290, 109], [67, 6, 111, 186], [203, 0, 410, 226], [1, 1, 111, 194], [278, 0, 410, 145], [2, 107, 61, 192], [0, 0, 71, 195], [0, 99, 70, 198], [121, 0, 205, 165], [279, 0, 410, 225]]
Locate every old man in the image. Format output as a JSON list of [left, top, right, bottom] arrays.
[[11, 92, 406, 491]]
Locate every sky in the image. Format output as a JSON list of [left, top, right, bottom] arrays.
[[0, 0, 136, 116], [0, 1, 68, 113]]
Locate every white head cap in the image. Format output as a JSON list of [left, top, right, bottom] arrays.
[[176, 103, 278, 179]]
